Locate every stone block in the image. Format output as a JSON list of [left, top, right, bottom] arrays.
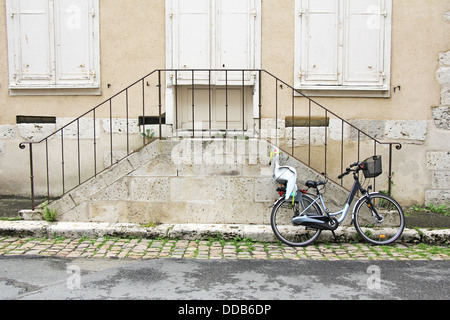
[[47, 221, 110, 239], [226, 202, 267, 224], [48, 193, 77, 215], [442, 87, 450, 106], [349, 119, 384, 141], [139, 124, 172, 138], [127, 142, 160, 170], [431, 171, 450, 189], [129, 155, 177, 177], [102, 118, 139, 134], [19, 210, 43, 221], [69, 175, 109, 205], [425, 190, 450, 206], [439, 51, 450, 67], [384, 120, 427, 141], [285, 127, 325, 146], [445, 11, 450, 22], [426, 151, 450, 170], [437, 67, 450, 86], [186, 202, 233, 224], [91, 178, 129, 201], [103, 150, 128, 167], [57, 202, 90, 222], [128, 177, 170, 201], [96, 157, 134, 186], [254, 177, 279, 202], [89, 201, 125, 223], [56, 118, 100, 140], [432, 106, 450, 130], [170, 177, 215, 202], [215, 177, 254, 202], [17, 123, 55, 142], [0, 125, 15, 139], [260, 118, 286, 140]]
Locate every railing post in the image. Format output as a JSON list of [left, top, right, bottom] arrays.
[[259, 70, 262, 138], [388, 143, 393, 197], [242, 70, 245, 136], [192, 70, 195, 138], [142, 79, 146, 146], [158, 70, 162, 140], [29, 144, 35, 210], [19, 143, 35, 210]]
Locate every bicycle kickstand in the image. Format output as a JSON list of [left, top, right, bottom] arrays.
[[331, 230, 337, 241]]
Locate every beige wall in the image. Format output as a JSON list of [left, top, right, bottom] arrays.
[[0, 0, 449, 207], [0, 0, 166, 124]]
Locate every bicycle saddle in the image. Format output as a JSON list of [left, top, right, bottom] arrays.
[[305, 180, 326, 189]]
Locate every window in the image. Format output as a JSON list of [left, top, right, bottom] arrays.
[[6, 0, 100, 95], [294, 0, 392, 97]]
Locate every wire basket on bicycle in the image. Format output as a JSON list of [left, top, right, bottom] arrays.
[[361, 155, 382, 178]]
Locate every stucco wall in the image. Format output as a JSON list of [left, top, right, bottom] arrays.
[[0, 0, 449, 207]]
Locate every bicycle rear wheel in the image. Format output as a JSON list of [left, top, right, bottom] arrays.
[[353, 192, 405, 245], [270, 194, 323, 247]]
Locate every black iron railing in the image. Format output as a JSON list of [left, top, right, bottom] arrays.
[[19, 69, 401, 210]]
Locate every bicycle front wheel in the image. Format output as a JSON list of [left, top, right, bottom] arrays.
[[270, 194, 323, 247], [354, 192, 405, 245]]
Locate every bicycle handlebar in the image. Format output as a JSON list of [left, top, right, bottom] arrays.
[[338, 161, 362, 180]]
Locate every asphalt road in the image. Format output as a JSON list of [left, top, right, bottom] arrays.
[[0, 256, 448, 303]]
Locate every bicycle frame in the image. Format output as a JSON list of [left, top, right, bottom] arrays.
[[299, 173, 368, 225]]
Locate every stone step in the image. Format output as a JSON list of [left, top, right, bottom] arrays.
[[46, 139, 350, 225]]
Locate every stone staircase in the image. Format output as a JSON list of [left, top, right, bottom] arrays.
[[47, 138, 351, 226]]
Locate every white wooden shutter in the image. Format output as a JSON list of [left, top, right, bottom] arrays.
[[217, 0, 254, 82], [54, 0, 96, 86], [343, 0, 386, 86], [300, 0, 341, 86], [173, 0, 211, 80], [8, 0, 54, 86]]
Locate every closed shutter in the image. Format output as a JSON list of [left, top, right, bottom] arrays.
[[173, 0, 211, 80], [54, 0, 96, 85], [343, 0, 386, 86], [295, 0, 391, 93], [217, 0, 254, 82], [300, 0, 341, 86], [169, 0, 258, 84], [9, 0, 53, 86]]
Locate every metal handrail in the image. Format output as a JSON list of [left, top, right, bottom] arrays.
[[19, 68, 401, 210]]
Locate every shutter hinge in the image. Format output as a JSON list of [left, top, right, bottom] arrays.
[[10, 11, 17, 18], [89, 7, 95, 17], [381, 10, 387, 17], [251, 9, 257, 18], [299, 10, 306, 17], [299, 70, 306, 78], [169, 10, 173, 18], [90, 70, 96, 79]]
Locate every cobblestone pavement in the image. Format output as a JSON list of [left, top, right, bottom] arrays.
[[0, 236, 449, 261]]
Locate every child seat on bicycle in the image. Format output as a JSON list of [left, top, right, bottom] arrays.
[[269, 146, 298, 200]]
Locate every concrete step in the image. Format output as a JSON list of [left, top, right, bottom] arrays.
[[44, 138, 350, 225]]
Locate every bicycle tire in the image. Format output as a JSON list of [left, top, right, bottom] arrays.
[[353, 192, 405, 245], [270, 193, 324, 247]]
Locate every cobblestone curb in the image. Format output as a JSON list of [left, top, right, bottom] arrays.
[[0, 236, 448, 261]]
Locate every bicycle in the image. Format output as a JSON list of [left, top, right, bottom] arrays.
[[270, 150, 405, 247]]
